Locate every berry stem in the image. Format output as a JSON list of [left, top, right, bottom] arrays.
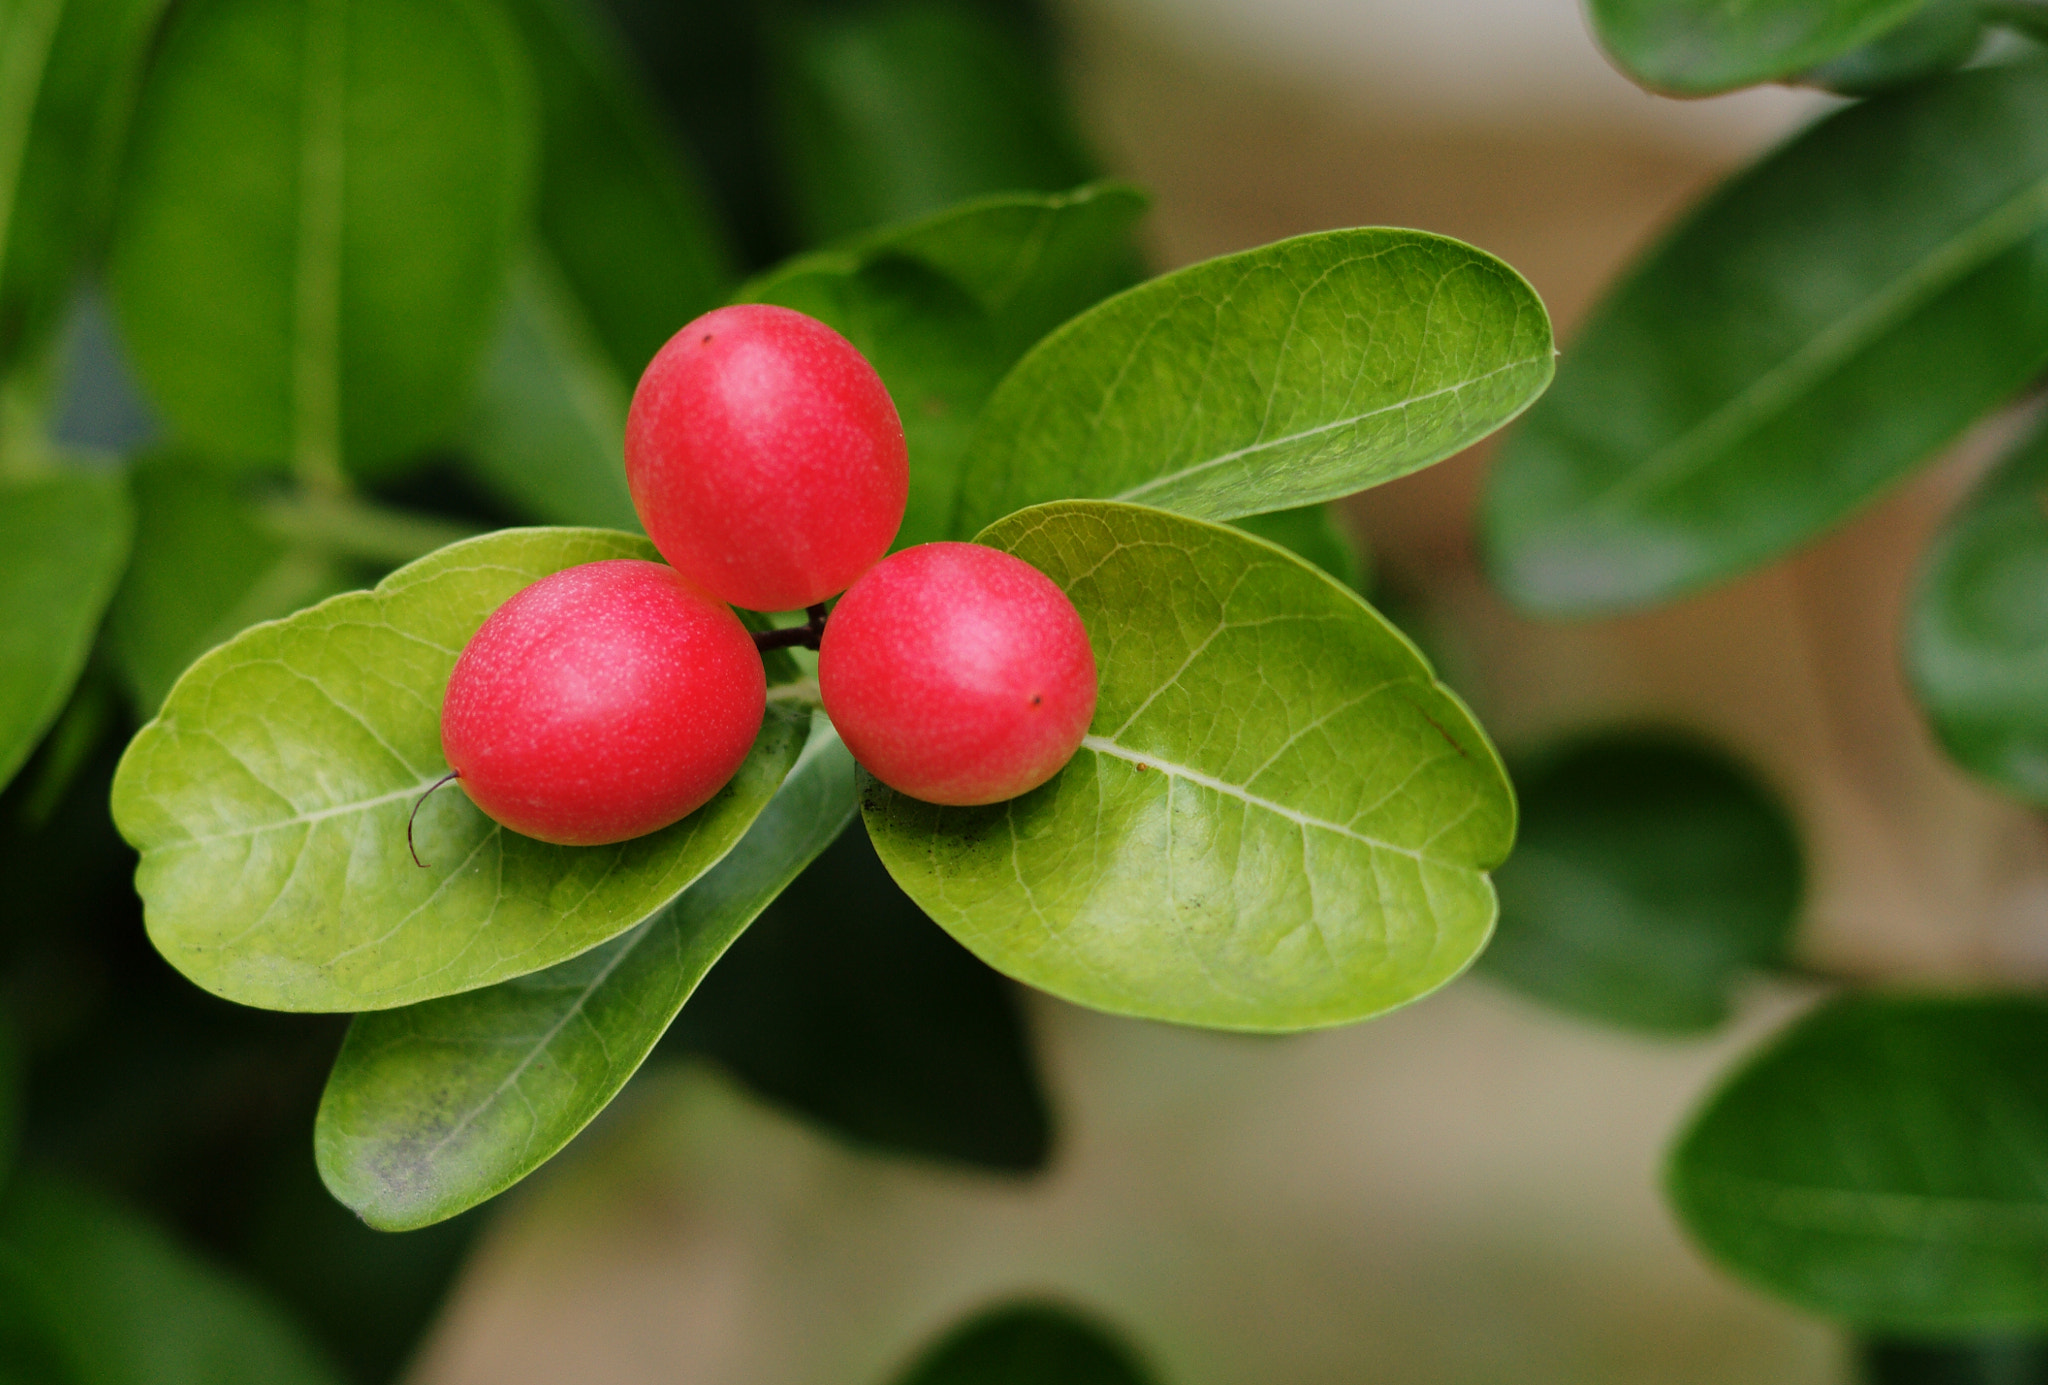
[[408, 770, 462, 868], [753, 603, 828, 653]]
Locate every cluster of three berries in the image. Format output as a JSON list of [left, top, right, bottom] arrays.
[[439, 305, 1099, 847]]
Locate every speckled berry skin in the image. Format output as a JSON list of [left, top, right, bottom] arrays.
[[819, 542, 1097, 806], [625, 304, 908, 613], [440, 560, 766, 846]]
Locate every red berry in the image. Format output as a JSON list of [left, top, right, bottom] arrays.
[[440, 560, 765, 846], [625, 304, 908, 612], [819, 543, 1097, 806]]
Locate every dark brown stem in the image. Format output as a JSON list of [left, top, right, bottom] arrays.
[[408, 770, 461, 868], [753, 603, 829, 653]]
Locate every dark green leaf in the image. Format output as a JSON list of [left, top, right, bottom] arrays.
[[1229, 503, 1367, 592], [498, 0, 731, 379], [1669, 993, 2048, 1332], [891, 1300, 1158, 1385], [1861, 1336, 2048, 1384], [765, 0, 1097, 244], [1484, 63, 2048, 616], [0, 1170, 344, 1385], [110, 527, 808, 1013], [0, 470, 129, 791], [1907, 416, 2048, 805], [740, 183, 1146, 548], [1588, 0, 1931, 94], [672, 814, 1050, 1174], [315, 716, 851, 1230], [954, 228, 1553, 538], [1480, 733, 1802, 1035], [107, 0, 535, 483], [1800, 0, 1981, 96], [866, 501, 1513, 1033]]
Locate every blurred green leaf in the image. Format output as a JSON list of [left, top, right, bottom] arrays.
[[316, 717, 852, 1230], [1861, 1337, 2048, 1383], [1800, 0, 1981, 95], [498, 0, 730, 379], [107, 0, 535, 484], [954, 229, 1553, 538], [891, 1301, 1158, 1385], [1907, 415, 2048, 805], [1229, 503, 1367, 592], [766, 0, 1096, 244], [0, 470, 129, 791], [1480, 733, 1802, 1035], [110, 527, 808, 1013], [1669, 993, 2048, 1332], [1484, 63, 2048, 616], [1588, 0, 1932, 94], [867, 501, 1512, 1032], [0, 1170, 344, 1385], [742, 182, 1146, 548], [672, 814, 1050, 1174]]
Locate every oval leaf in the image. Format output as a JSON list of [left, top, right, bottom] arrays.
[[1669, 993, 2048, 1332], [1484, 63, 2048, 616], [953, 228, 1553, 538], [891, 1301, 1158, 1385], [865, 501, 1513, 1032], [108, 0, 534, 481], [110, 526, 809, 1013], [316, 718, 854, 1231], [0, 470, 131, 790], [1907, 416, 2048, 805], [1587, 0, 1931, 95], [1480, 732, 1803, 1035]]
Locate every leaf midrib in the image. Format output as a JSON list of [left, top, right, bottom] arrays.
[[1690, 1165, 2048, 1240]]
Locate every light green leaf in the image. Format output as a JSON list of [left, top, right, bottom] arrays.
[[497, 0, 731, 380], [110, 526, 808, 1013], [1669, 993, 2048, 1332], [459, 251, 640, 530], [0, 1169, 345, 1385], [1907, 416, 2048, 805], [891, 1301, 1158, 1385], [1480, 733, 1802, 1035], [315, 717, 853, 1231], [741, 183, 1146, 549], [1588, 0, 1932, 95], [107, 0, 535, 484], [865, 501, 1513, 1033], [953, 228, 1553, 539], [1483, 63, 2048, 617], [1229, 503, 1367, 592], [0, 470, 129, 791]]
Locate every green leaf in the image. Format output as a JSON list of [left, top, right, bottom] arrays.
[[865, 500, 1513, 1033], [1228, 503, 1367, 592], [497, 0, 731, 380], [107, 0, 535, 484], [315, 716, 853, 1231], [0, 0, 166, 377], [953, 228, 1554, 539], [1587, 0, 1932, 94], [0, 470, 130, 791], [1860, 1337, 2048, 1384], [671, 815, 1050, 1174], [1907, 416, 2048, 805], [1799, 0, 1981, 96], [764, 1, 1098, 245], [110, 526, 809, 1013], [891, 1300, 1159, 1385], [1483, 63, 2048, 617], [1479, 733, 1802, 1035], [740, 183, 1147, 549], [458, 251, 640, 530], [1669, 993, 2048, 1332], [0, 1169, 345, 1385]]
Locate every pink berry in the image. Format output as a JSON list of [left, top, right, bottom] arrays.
[[819, 543, 1097, 806], [625, 304, 908, 612], [440, 560, 765, 846]]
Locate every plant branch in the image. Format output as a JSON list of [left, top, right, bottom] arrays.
[[754, 604, 828, 652]]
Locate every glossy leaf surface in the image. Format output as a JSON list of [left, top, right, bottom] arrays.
[[954, 228, 1553, 537], [0, 470, 130, 791], [108, 0, 533, 481], [1485, 63, 2048, 616], [1481, 734, 1802, 1035], [741, 183, 1146, 548], [1908, 416, 2048, 804], [1670, 994, 2048, 1332], [867, 501, 1513, 1032], [111, 527, 808, 1013], [892, 1301, 1158, 1385], [316, 718, 853, 1230], [1587, 0, 1930, 94]]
